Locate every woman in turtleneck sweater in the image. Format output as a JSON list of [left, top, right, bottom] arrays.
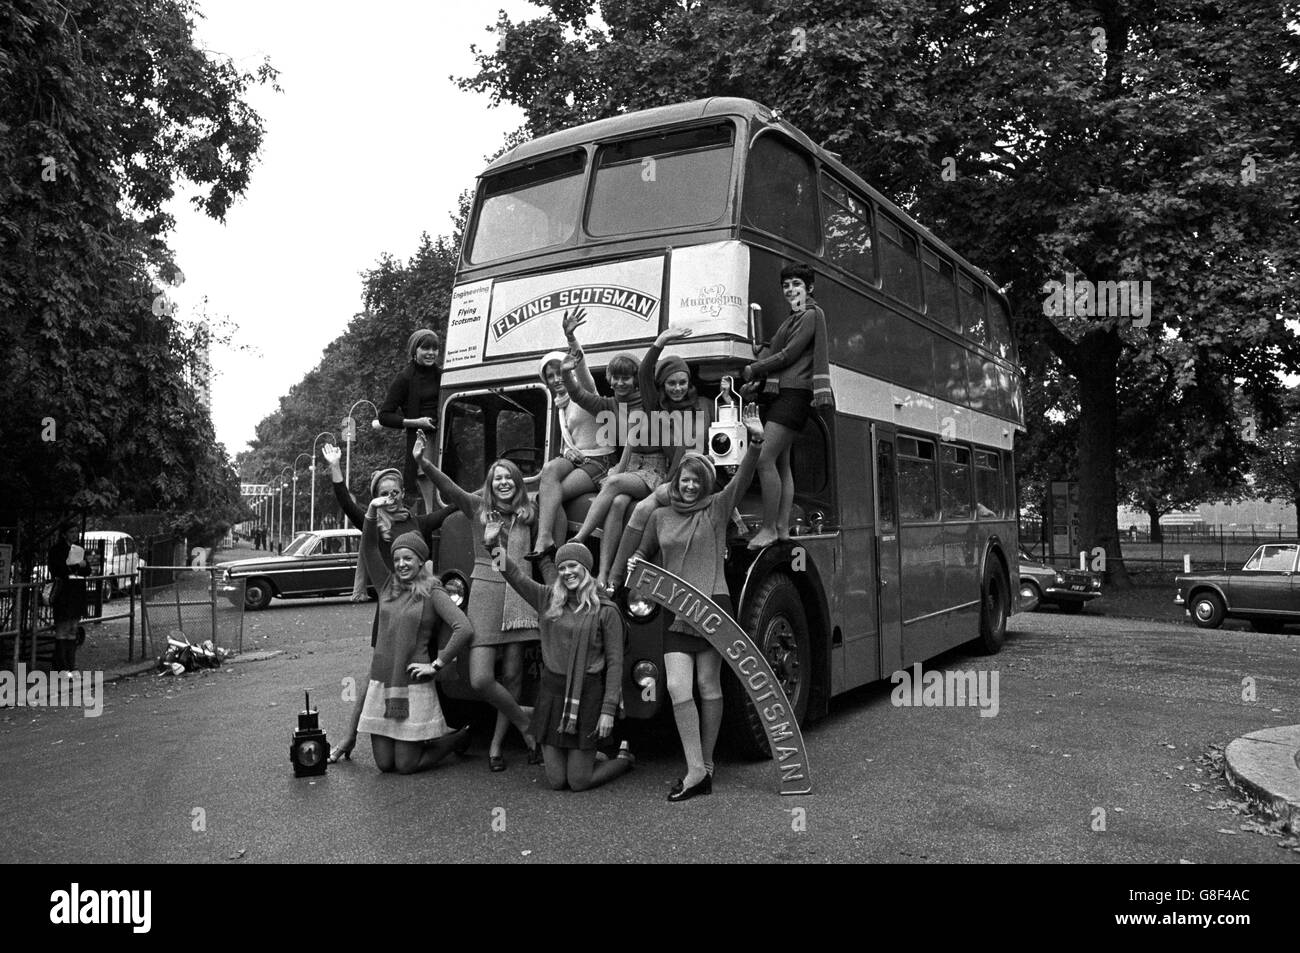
[[627, 418, 762, 802], [379, 328, 443, 512]]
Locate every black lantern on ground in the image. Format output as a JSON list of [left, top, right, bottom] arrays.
[[290, 691, 328, 777]]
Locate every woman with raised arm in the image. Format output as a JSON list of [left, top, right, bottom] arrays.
[[530, 308, 622, 557], [379, 328, 443, 512], [321, 442, 458, 763], [357, 509, 474, 774], [489, 530, 633, 791], [417, 440, 540, 770], [740, 264, 834, 548], [570, 326, 713, 587], [626, 416, 763, 801]]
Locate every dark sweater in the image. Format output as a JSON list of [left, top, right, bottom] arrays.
[[379, 361, 442, 489]]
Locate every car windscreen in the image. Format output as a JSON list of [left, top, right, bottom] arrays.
[[586, 122, 735, 236], [441, 385, 550, 491], [282, 533, 314, 556], [468, 151, 587, 264]]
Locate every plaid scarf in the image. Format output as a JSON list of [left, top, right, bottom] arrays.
[[557, 594, 615, 734]]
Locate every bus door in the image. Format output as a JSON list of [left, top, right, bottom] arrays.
[[872, 424, 903, 676]]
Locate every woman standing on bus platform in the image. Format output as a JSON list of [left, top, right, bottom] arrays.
[[626, 418, 763, 801], [741, 264, 834, 549], [530, 308, 621, 558], [417, 442, 541, 770], [357, 517, 474, 774], [379, 328, 443, 513], [490, 533, 634, 791], [320, 444, 458, 764]]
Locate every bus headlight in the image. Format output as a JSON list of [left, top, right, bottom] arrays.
[[440, 572, 468, 608], [625, 594, 655, 620], [631, 660, 658, 689]]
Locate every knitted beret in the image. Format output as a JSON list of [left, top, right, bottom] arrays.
[[655, 354, 690, 388], [391, 531, 429, 562], [555, 541, 594, 572]]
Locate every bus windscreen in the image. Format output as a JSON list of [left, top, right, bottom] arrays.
[[586, 122, 734, 236], [469, 151, 587, 264]]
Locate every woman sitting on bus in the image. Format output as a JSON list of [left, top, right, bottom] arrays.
[[357, 518, 474, 774], [570, 326, 712, 588], [417, 445, 541, 770], [740, 263, 834, 548], [530, 308, 622, 558], [321, 446, 458, 763], [490, 533, 634, 792], [626, 422, 762, 801]]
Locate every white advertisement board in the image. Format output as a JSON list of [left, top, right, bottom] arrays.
[[665, 240, 750, 336]]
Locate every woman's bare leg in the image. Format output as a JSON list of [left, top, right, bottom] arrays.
[[573, 474, 646, 541], [695, 649, 724, 777], [566, 747, 632, 791], [534, 457, 575, 552], [371, 735, 396, 773], [749, 420, 798, 548], [597, 494, 631, 588], [470, 645, 529, 757], [665, 651, 707, 788]]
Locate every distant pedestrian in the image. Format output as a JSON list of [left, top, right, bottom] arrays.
[[47, 524, 89, 675]]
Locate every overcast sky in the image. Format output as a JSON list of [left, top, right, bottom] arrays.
[[165, 1, 533, 458]]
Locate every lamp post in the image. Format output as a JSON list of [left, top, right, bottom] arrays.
[[343, 399, 381, 489], [276, 466, 292, 551], [309, 432, 335, 531], [293, 453, 312, 539]]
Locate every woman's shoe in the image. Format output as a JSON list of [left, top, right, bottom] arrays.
[[527, 742, 544, 765], [452, 726, 472, 756], [667, 774, 712, 802], [615, 741, 635, 767], [525, 544, 557, 564], [489, 754, 506, 772]]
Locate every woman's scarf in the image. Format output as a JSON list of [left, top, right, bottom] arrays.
[[558, 594, 615, 734], [763, 297, 835, 409], [482, 509, 537, 630], [374, 585, 434, 719], [664, 452, 717, 587]]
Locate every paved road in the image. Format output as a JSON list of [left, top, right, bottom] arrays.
[[2, 599, 1297, 863]]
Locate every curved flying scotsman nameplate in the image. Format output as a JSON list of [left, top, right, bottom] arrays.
[[627, 562, 812, 796]]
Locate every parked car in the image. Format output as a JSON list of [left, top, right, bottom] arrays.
[[218, 529, 365, 610], [82, 531, 140, 597], [1017, 550, 1103, 613], [1174, 541, 1300, 631]]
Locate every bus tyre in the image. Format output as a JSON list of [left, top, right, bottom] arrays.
[[1191, 591, 1225, 629], [724, 574, 811, 761], [972, 559, 1009, 654]]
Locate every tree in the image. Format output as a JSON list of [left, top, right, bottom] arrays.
[[457, 0, 1300, 584], [1250, 389, 1300, 525], [0, 0, 277, 562]]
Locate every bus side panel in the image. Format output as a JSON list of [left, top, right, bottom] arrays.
[[901, 523, 945, 624], [943, 520, 982, 615], [835, 415, 879, 692]]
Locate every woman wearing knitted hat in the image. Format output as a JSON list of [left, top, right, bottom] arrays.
[[379, 328, 443, 512], [570, 326, 713, 588], [418, 445, 541, 770], [530, 308, 622, 557], [627, 416, 764, 801], [740, 264, 835, 548], [358, 502, 475, 773], [321, 445, 459, 764], [490, 532, 633, 791]]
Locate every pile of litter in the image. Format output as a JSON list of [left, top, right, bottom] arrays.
[[157, 634, 228, 675]]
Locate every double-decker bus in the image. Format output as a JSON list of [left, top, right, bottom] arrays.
[[433, 98, 1023, 755]]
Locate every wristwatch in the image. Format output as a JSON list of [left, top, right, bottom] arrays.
[[431, 658, 445, 673]]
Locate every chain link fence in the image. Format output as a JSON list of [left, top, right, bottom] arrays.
[[140, 566, 244, 658]]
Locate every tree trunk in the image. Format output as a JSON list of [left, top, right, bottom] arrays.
[[1074, 329, 1132, 587], [1145, 500, 1163, 544]]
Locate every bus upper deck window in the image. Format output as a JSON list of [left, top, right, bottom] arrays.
[[822, 175, 875, 282], [959, 273, 990, 348], [879, 216, 921, 308], [468, 151, 587, 264], [586, 123, 734, 236], [743, 133, 819, 250]]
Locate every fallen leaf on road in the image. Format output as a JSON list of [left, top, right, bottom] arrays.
[[1113, 807, 1125, 813], [521, 850, 532, 857], [1179, 858, 1195, 864], [1216, 829, 1238, 835], [52, 740, 63, 745], [228, 848, 246, 860]]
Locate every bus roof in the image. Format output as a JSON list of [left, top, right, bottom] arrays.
[[478, 98, 1008, 305]]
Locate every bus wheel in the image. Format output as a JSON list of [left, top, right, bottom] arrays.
[[972, 560, 1009, 654], [724, 573, 811, 760]]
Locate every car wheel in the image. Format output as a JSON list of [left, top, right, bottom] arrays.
[[1250, 619, 1284, 634], [724, 573, 811, 760], [970, 557, 1009, 654], [1058, 601, 1084, 614], [1019, 579, 1042, 612], [1190, 591, 1225, 629], [243, 578, 274, 611]]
